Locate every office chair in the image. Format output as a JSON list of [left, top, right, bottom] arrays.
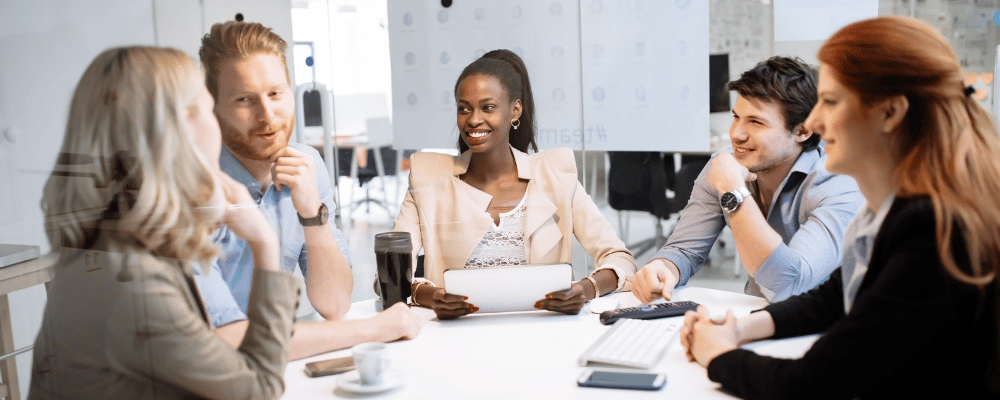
[[337, 145, 398, 215], [607, 152, 711, 261], [607, 151, 672, 260], [668, 155, 710, 233]]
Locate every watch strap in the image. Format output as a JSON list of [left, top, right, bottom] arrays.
[[722, 186, 751, 213], [298, 203, 328, 226]]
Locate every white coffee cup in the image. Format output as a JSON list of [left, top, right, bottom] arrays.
[[352, 342, 390, 386]]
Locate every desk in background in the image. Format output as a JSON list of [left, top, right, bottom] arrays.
[[306, 134, 399, 216], [282, 287, 818, 399], [0, 253, 56, 400]]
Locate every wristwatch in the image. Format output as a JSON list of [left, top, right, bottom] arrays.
[[720, 186, 751, 214], [298, 203, 329, 226]]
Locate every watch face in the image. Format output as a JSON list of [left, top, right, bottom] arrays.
[[720, 192, 737, 211], [319, 203, 329, 224]]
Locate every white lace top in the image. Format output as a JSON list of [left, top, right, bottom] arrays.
[[464, 196, 527, 268]]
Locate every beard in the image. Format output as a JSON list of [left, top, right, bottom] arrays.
[[219, 115, 295, 162]]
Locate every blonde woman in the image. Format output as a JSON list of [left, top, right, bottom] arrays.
[[29, 46, 298, 399], [680, 17, 999, 398]]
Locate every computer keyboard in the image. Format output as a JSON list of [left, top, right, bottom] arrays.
[[578, 318, 680, 369]]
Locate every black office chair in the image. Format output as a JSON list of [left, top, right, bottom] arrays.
[[607, 152, 710, 260], [666, 155, 710, 235], [607, 151, 671, 259], [337, 145, 398, 215]]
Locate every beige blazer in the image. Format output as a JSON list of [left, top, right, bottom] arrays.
[[393, 146, 635, 289], [28, 237, 300, 400]]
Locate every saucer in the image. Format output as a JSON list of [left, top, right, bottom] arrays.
[[336, 370, 404, 394], [588, 297, 619, 314]]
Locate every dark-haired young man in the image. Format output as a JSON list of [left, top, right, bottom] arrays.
[[633, 56, 863, 303]]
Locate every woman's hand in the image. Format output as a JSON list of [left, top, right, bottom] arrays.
[[680, 306, 739, 367], [536, 283, 586, 315], [425, 287, 478, 320], [215, 171, 272, 245], [215, 171, 279, 271]]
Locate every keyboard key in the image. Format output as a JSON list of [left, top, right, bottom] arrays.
[[578, 318, 680, 369]]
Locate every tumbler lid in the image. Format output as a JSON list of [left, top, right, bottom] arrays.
[[374, 231, 413, 253]]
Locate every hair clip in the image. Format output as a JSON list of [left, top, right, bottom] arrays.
[[964, 85, 976, 97]]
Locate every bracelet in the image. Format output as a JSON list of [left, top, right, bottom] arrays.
[[583, 276, 600, 299], [411, 281, 435, 307]]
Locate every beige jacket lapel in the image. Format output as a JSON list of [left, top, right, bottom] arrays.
[[450, 146, 563, 265], [447, 150, 494, 266], [513, 148, 563, 263]]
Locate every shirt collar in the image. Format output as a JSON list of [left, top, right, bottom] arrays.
[[858, 192, 897, 238], [219, 146, 266, 200], [789, 143, 825, 178], [454, 144, 533, 181]]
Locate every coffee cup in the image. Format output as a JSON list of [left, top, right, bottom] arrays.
[[374, 232, 412, 310], [352, 342, 390, 386]]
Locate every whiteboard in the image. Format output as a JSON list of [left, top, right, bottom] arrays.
[[387, 0, 581, 151], [387, 0, 709, 152], [580, 0, 708, 152]]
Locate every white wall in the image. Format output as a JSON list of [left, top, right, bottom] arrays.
[[0, 1, 293, 397], [154, 0, 295, 78], [0, 2, 157, 396]]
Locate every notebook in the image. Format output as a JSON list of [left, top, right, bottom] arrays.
[[0, 244, 41, 268], [442, 263, 573, 313]]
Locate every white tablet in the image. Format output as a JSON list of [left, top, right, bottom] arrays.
[[442, 263, 573, 313]]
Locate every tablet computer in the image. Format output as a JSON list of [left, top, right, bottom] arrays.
[[442, 263, 573, 313]]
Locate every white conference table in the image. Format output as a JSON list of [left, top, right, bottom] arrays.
[[281, 287, 819, 399]]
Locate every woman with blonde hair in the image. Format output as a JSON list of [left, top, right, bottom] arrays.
[[29, 46, 298, 399], [680, 16, 999, 398]]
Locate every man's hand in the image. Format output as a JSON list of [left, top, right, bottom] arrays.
[[536, 284, 586, 315], [271, 146, 322, 218], [706, 152, 756, 194], [369, 302, 422, 342], [633, 259, 680, 303]]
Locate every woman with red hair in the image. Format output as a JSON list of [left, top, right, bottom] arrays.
[[681, 16, 999, 398]]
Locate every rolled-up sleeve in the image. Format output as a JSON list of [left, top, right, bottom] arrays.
[[648, 163, 727, 286], [753, 174, 863, 302], [298, 142, 352, 277], [193, 261, 248, 327]]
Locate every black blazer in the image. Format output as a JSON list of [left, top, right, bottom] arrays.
[[707, 196, 999, 399]]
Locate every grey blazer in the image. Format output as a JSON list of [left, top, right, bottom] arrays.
[[28, 238, 300, 399]]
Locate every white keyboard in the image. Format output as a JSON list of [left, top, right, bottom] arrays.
[[578, 318, 680, 369]]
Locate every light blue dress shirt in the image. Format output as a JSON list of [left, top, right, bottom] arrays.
[[648, 145, 864, 302], [195, 142, 351, 327]]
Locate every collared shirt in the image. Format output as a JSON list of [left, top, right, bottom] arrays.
[[194, 142, 351, 327], [840, 192, 895, 313], [649, 145, 864, 302]]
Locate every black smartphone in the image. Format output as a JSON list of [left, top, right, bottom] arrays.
[[577, 369, 666, 391], [304, 356, 355, 378]]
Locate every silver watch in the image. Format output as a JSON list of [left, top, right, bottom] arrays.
[[720, 186, 751, 214]]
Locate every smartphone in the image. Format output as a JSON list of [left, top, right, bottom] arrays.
[[304, 356, 355, 378], [577, 369, 666, 391]]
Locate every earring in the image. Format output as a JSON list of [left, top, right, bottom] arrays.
[[511, 119, 520, 130]]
